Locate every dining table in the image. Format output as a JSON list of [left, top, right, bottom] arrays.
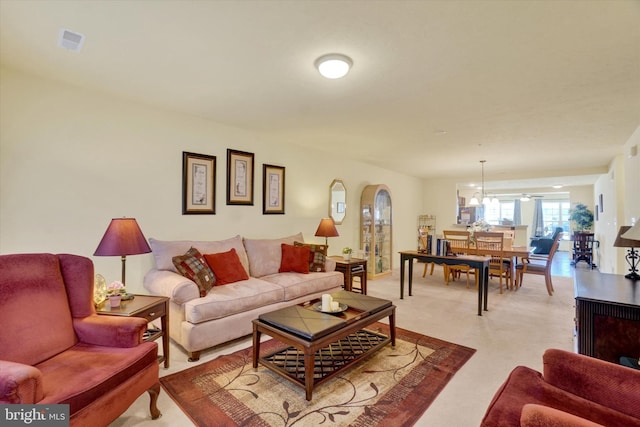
[[399, 251, 491, 315], [469, 244, 532, 288]]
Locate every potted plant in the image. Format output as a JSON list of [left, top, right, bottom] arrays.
[[570, 203, 594, 233], [106, 281, 126, 307], [342, 247, 353, 260]]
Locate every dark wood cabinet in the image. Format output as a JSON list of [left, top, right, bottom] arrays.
[[574, 270, 640, 363]]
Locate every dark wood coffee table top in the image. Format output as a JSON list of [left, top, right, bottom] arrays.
[[257, 290, 392, 341]]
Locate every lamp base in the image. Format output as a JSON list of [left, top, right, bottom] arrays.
[[625, 271, 640, 281]]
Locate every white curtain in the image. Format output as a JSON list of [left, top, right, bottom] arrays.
[[531, 199, 544, 237], [513, 199, 522, 226]]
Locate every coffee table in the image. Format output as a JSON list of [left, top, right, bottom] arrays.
[[252, 290, 396, 400]]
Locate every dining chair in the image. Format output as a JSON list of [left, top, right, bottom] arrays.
[[474, 231, 510, 293], [515, 240, 559, 296], [572, 232, 596, 269], [441, 230, 473, 287]]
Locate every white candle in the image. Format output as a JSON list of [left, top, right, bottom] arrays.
[[321, 294, 332, 311], [331, 301, 340, 312]]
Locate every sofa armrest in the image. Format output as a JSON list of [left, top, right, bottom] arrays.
[[144, 269, 200, 305], [543, 349, 640, 419], [73, 314, 147, 348], [325, 257, 336, 272], [0, 360, 43, 404], [521, 404, 605, 427]]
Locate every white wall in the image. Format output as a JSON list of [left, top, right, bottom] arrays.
[[0, 67, 423, 293]]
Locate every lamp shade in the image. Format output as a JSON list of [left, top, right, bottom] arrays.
[[315, 218, 339, 238], [94, 218, 152, 256], [621, 222, 640, 242], [613, 226, 640, 248]]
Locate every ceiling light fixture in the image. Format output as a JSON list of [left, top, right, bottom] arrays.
[[480, 160, 490, 205], [469, 160, 489, 206], [315, 53, 353, 79]]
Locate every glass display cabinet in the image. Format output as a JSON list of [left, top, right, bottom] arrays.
[[360, 184, 392, 279]]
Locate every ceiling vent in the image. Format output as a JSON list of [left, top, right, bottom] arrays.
[[58, 28, 85, 52]]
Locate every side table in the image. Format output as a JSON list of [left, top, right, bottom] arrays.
[[329, 256, 367, 294], [97, 294, 170, 368]]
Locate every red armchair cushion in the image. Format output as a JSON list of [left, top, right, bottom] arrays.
[[0, 253, 77, 365], [481, 365, 640, 427], [521, 404, 605, 427], [543, 348, 640, 419], [36, 341, 158, 414]]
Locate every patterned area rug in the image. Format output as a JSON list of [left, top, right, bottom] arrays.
[[160, 323, 475, 426]]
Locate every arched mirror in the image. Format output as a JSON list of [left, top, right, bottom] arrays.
[[329, 179, 347, 224]]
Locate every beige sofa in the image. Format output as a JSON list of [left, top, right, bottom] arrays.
[[143, 233, 343, 361]]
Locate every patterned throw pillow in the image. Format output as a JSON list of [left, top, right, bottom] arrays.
[[172, 247, 216, 297], [279, 244, 310, 274], [294, 241, 327, 272], [203, 248, 250, 285]]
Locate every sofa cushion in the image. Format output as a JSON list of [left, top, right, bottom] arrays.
[[243, 233, 303, 277], [172, 247, 215, 297], [480, 366, 640, 427], [149, 235, 249, 274], [294, 241, 327, 272], [279, 244, 310, 274], [261, 271, 344, 301], [183, 277, 284, 324], [203, 248, 249, 285]]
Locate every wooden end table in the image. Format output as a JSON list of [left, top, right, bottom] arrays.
[[97, 294, 170, 368], [329, 256, 367, 294]]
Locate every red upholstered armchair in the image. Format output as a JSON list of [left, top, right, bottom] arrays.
[[481, 349, 640, 426], [0, 253, 161, 426]]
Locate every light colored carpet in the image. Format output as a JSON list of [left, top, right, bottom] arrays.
[[110, 261, 575, 427]]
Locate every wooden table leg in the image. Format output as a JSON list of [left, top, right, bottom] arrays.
[[389, 308, 396, 347], [304, 349, 314, 401], [400, 255, 406, 299], [252, 324, 261, 369]]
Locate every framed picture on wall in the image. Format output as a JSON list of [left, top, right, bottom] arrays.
[[262, 164, 285, 214], [599, 194, 603, 213], [182, 152, 216, 214], [226, 149, 254, 205]]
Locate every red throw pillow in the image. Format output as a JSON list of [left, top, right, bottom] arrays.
[[279, 243, 310, 273], [204, 248, 249, 285]]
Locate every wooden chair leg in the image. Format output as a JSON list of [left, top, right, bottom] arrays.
[[148, 383, 162, 420], [544, 274, 553, 296]]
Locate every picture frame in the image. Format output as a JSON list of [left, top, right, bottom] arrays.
[[262, 164, 285, 214], [595, 206, 599, 221], [182, 151, 216, 215], [599, 194, 603, 213], [226, 149, 254, 205]]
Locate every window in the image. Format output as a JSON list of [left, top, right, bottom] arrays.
[[541, 200, 571, 238], [484, 201, 514, 225]]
